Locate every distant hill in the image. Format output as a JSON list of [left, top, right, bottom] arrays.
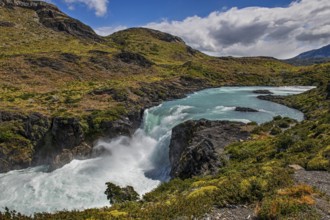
[[285, 44, 330, 65], [295, 44, 330, 59]]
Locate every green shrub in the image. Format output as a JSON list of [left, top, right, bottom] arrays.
[[270, 127, 282, 135], [105, 182, 139, 204]]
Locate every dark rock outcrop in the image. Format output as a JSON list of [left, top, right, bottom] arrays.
[[51, 117, 84, 149], [0, 111, 51, 173], [235, 107, 259, 112], [257, 95, 284, 102], [61, 53, 81, 63], [0, 20, 15, 27], [50, 142, 92, 170], [147, 28, 184, 43], [169, 120, 251, 179], [89, 88, 128, 102], [26, 57, 64, 71], [253, 90, 273, 94], [115, 52, 154, 68], [31, 117, 87, 169]]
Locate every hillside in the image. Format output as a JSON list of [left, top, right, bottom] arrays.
[[0, 0, 329, 219], [286, 44, 330, 66], [295, 44, 330, 59]]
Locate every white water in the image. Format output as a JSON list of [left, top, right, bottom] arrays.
[[0, 86, 314, 215]]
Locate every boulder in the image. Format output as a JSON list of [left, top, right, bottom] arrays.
[[169, 120, 250, 179]]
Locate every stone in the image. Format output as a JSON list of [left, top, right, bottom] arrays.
[[235, 107, 259, 112], [288, 164, 304, 171], [169, 120, 251, 179], [252, 90, 273, 94]]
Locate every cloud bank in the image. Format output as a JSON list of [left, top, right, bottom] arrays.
[[64, 0, 108, 16], [95, 25, 127, 35], [143, 0, 330, 59]]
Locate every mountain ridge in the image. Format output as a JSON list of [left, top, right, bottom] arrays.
[[295, 44, 330, 59], [286, 44, 330, 65]]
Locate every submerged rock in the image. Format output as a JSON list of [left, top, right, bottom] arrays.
[[253, 90, 273, 94], [235, 107, 259, 112], [169, 120, 251, 179]]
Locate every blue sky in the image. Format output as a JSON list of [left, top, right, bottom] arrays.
[[55, 0, 293, 29], [51, 0, 330, 59]]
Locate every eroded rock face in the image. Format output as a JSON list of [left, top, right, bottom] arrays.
[[52, 117, 84, 149], [169, 120, 251, 179], [115, 52, 154, 68], [0, 111, 51, 173], [50, 142, 92, 170]]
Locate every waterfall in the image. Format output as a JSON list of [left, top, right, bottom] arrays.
[[0, 86, 314, 215]]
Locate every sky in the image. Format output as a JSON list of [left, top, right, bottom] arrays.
[[50, 0, 330, 59]]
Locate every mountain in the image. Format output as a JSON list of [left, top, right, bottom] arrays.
[[295, 44, 330, 59], [286, 44, 330, 65], [0, 1, 329, 219]]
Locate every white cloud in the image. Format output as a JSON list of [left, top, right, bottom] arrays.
[[142, 0, 330, 59], [95, 25, 127, 36], [64, 0, 108, 17]]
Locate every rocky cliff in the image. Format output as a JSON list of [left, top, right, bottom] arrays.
[[169, 120, 251, 179]]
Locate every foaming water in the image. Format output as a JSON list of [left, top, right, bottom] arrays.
[[0, 86, 314, 215]]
